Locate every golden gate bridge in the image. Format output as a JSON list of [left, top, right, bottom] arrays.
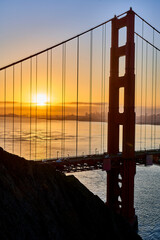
[[0, 8, 160, 227]]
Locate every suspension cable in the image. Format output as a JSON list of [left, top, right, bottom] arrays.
[[151, 29, 155, 149], [1, 10, 159, 159], [154, 50, 158, 148], [144, 42, 148, 149], [12, 65, 15, 153], [101, 26, 104, 153], [61, 43, 66, 157], [0, 17, 115, 71], [135, 34, 138, 124], [46, 51, 49, 159], [103, 24, 106, 153], [35, 56, 38, 160], [134, 32, 160, 52], [140, 21, 144, 150], [61, 47, 64, 157], [102, 25, 106, 153], [89, 30, 93, 155], [30, 58, 32, 160], [64, 44, 66, 157], [135, 12, 160, 34], [0, 10, 159, 73], [50, 49, 52, 158], [76, 37, 79, 157], [20, 62, 22, 156], [4, 70, 6, 149]]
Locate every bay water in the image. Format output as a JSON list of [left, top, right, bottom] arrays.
[[0, 117, 160, 239]]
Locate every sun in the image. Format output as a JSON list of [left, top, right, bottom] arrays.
[[33, 93, 48, 106]]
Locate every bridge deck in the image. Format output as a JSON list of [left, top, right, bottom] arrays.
[[38, 150, 160, 173]]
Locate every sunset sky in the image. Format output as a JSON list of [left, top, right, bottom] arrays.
[[0, 0, 160, 160], [1, 0, 159, 67], [0, 0, 160, 112]]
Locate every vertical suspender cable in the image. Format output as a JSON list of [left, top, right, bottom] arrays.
[[61, 46, 64, 157], [62, 46, 63, 157], [13, 65, 15, 153], [103, 24, 106, 152], [50, 49, 52, 158], [140, 21, 144, 150], [145, 42, 148, 150], [101, 26, 104, 153], [64, 43, 66, 157], [30, 58, 32, 160], [89, 30, 93, 155], [4, 70, 6, 149], [154, 50, 157, 148], [61, 46, 63, 157], [64, 45, 66, 157], [20, 63, 22, 156], [135, 34, 138, 149], [46, 51, 49, 159], [76, 37, 79, 157], [35, 56, 38, 160], [135, 35, 138, 118], [151, 29, 155, 149], [61, 43, 66, 157]]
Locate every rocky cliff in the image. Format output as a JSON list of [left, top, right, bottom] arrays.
[[0, 148, 142, 240]]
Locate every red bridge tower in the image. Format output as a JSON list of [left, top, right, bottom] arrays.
[[107, 9, 137, 225]]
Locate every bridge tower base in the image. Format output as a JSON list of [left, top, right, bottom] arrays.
[[107, 9, 137, 227]]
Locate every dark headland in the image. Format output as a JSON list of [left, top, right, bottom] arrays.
[[0, 148, 142, 240]]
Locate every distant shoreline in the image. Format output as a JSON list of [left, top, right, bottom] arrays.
[[1, 114, 160, 125], [0, 114, 107, 123]]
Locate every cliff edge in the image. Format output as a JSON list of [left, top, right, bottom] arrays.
[[0, 148, 142, 240]]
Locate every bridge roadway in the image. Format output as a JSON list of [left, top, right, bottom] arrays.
[[38, 149, 160, 173]]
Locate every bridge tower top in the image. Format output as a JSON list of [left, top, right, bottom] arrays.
[[108, 8, 135, 158]]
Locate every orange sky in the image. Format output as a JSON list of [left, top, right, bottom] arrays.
[[0, 1, 160, 114]]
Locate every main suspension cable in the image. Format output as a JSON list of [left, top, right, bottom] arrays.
[[135, 12, 160, 34]]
